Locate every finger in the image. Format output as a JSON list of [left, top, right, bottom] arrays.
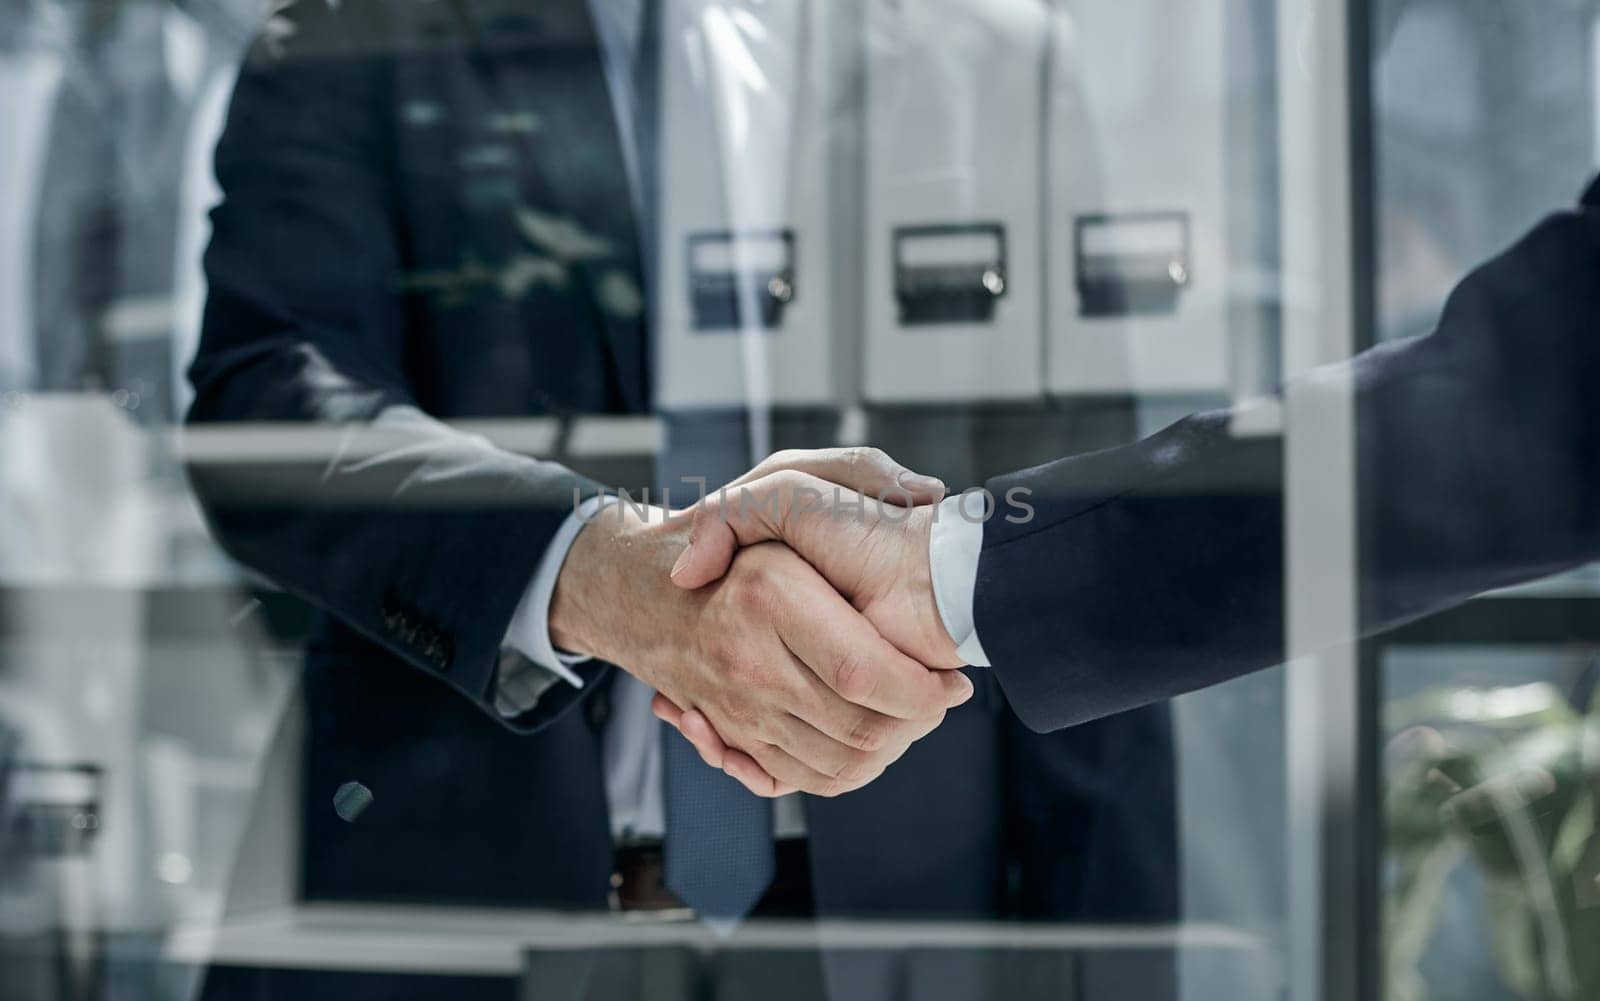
[[687, 701, 837, 797], [721, 749, 799, 799], [675, 700, 864, 780], [735, 447, 945, 505], [762, 711, 912, 785], [701, 630, 930, 778], [651, 693, 685, 726], [672, 450, 944, 590], [654, 698, 730, 770], [775, 657, 946, 758], [774, 569, 974, 718], [742, 741, 859, 798], [670, 471, 824, 590], [676, 708, 730, 770], [656, 702, 727, 770]]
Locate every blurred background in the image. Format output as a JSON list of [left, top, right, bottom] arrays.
[[0, 1, 1597, 999]]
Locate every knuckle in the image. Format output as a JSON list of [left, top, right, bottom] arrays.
[[840, 446, 890, 481], [817, 776, 850, 799], [833, 650, 878, 703], [688, 502, 717, 533], [737, 562, 772, 591], [728, 662, 764, 696], [745, 679, 788, 717], [741, 770, 778, 799], [750, 743, 787, 780], [763, 449, 801, 473], [735, 662, 775, 696], [912, 680, 949, 717], [770, 468, 809, 496], [708, 635, 743, 671], [847, 713, 889, 753], [835, 749, 876, 785], [720, 700, 758, 733], [733, 573, 778, 616]]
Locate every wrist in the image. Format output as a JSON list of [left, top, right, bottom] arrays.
[[550, 502, 680, 662], [907, 506, 964, 669], [859, 505, 964, 671]]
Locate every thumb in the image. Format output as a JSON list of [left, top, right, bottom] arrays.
[[669, 474, 796, 589], [733, 447, 946, 506], [670, 449, 945, 591]]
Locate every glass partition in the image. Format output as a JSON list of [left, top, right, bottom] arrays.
[[0, 1, 1593, 1000], [1367, 3, 1600, 1001]]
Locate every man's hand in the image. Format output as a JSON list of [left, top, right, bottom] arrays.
[[550, 450, 971, 798], [653, 468, 966, 793]]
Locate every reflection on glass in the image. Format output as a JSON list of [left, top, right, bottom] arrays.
[[1382, 650, 1600, 1001], [0, 0, 1596, 999]]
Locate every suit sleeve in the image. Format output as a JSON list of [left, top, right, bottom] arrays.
[[980, 187, 1600, 732], [185, 0, 606, 732]]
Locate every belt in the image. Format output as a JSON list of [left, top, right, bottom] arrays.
[[611, 838, 815, 918]]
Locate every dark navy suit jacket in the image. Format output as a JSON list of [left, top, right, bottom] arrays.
[[187, 0, 1178, 931], [980, 180, 1600, 732]]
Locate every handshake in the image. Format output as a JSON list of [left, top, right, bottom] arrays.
[[549, 448, 973, 800]]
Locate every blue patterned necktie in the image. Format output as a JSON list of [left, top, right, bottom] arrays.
[[661, 730, 776, 920], [634, 0, 774, 922]]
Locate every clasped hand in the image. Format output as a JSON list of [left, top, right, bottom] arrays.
[[549, 448, 968, 799]]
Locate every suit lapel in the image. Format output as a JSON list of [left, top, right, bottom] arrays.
[[454, 0, 651, 412]]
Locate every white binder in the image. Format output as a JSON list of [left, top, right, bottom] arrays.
[[861, 0, 1050, 404], [0, 50, 63, 391], [653, 0, 842, 412], [1044, 0, 1231, 397]]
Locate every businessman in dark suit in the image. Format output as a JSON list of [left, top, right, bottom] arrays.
[[660, 179, 1600, 791], [187, 0, 1179, 978]]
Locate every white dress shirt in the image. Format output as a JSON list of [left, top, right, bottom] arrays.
[[927, 493, 993, 667]]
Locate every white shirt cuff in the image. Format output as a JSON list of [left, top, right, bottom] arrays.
[[928, 493, 990, 668], [502, 495, 620, 694]]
